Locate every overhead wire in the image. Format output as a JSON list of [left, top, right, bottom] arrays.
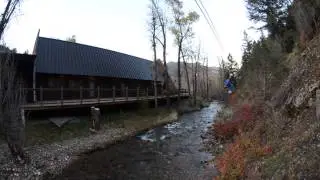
[[193, 0, 224, 52]]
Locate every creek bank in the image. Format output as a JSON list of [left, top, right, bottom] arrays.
[[177, 99, 211, 114], [51, 102, 222, 180], [0, 109, 178, 180]]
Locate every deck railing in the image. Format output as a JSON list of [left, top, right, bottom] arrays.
[[22, 87, 189, 104]]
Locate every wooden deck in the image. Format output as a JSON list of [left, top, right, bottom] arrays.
[[21, 87, 189, 111], [22, 94, 189, 111]]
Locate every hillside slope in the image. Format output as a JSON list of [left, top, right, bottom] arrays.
[[246, 35, 319, 179], [210, 34, 319, 179], [258, 34, 320, 179]]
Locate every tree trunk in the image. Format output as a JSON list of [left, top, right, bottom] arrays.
[[0, 0, 20, 40], [163, 34, 170, 107], [5, 114, 26, 164], [181, 51, 191, 97], [193, 62, 198, 106], [202, 58, 206, 98], [153, 57, 158, 108], [191, 56, 194, 100], [152, 14, 158, 108], [0, 0, 26, 163], [206, 58, 209, 100], [177, 44, 182, 104]]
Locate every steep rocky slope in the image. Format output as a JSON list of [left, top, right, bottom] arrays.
[[210, 34, 319, 179]]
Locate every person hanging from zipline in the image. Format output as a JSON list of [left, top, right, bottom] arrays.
[[224, 73, 236, 105]]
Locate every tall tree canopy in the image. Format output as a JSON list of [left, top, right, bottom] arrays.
[[246, 0, 291, 37]]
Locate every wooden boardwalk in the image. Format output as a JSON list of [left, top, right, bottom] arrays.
[[22, 94, 189, 111]]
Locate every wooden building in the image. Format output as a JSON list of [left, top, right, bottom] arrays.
[[27, 35, 173, 102]]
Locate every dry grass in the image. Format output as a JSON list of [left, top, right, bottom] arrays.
[[24, 108, 173, 147]]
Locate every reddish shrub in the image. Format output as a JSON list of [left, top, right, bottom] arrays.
[[215, 139, 246, 180], [213, 121, 240, 139], [215, 136, 273, 180], [214, 104, 255, 139], [213, 104, 271, 179], [262, 145, 273, 155]]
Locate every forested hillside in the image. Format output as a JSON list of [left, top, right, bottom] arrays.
[[211, 0, 320, 179]]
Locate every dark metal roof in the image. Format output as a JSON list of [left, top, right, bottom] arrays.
[[35, 37, 160, 81]]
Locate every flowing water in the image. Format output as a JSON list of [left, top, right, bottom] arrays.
[[54, 102, 222, 180]]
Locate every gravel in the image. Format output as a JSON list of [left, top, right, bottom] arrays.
[[0, 112, 178, 180]]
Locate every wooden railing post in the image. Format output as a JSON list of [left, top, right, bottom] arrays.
[[33, 88, 37, 102], [61, 86, 64, 106], [126, 86, 128, 101], [137, 87, 140, 100], [97, 86, 100, 103], [40, 86, 43, 106], [80, 86, 83, 104], [112, 86, 116, 102]]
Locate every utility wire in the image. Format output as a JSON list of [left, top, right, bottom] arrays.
[[193, 0, 224, 52], [197, 0, 220, 40]]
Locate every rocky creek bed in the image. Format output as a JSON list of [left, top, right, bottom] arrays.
[[0, 102, 221, 180], [0, 108, 178, 180], [51, 102, 222, 180]]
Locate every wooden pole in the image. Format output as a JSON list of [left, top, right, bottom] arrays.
[[113, 86, 116, 102], [90, 107, 101, 132]]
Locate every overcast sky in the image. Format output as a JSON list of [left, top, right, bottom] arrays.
[[2, 0, 260, 67]]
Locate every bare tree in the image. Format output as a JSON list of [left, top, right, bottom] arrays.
[[0, 0, 22, 40], [206, 58, 209, 100], [0, 0, 26, 163], [148, 1, 158, 108], [181, 49, 191, 96], [193, 44, 201, 106], [217, 56, 227, 101], [167, 0, 199, 104], [201, 57, 206, 98], [0, 53, 26, 163], [150, 0, 170, 106]]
